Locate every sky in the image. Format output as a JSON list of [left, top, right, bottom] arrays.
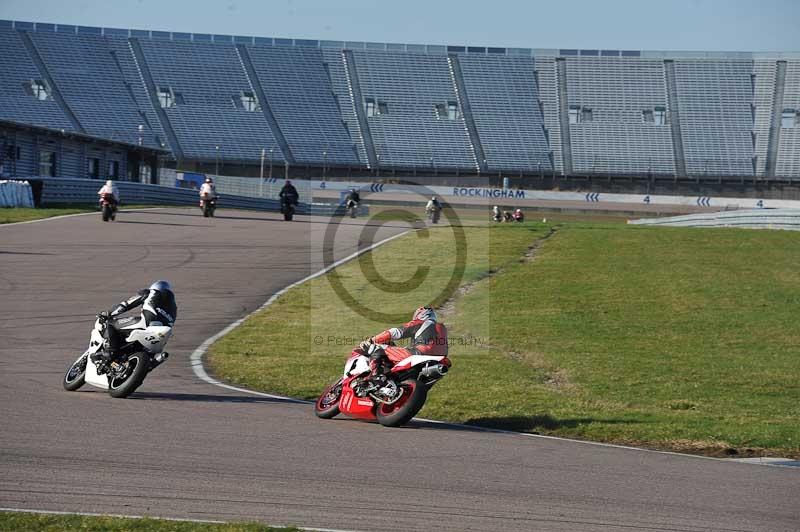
[[0, 0, 798, 52]]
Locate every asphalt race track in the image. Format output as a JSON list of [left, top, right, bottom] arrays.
[[0, 208, 797, 532]]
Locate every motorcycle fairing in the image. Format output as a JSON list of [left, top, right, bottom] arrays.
[[390, 354, 449, 373], [339, 381, 377, 420]]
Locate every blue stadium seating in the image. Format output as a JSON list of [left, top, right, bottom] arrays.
[[137, 39, 284, 162], [458, 54, 552, 172], [563, 56, 675, 176], [0, 28, 77, 131], [673, 60, 755, 176], [347, 50, 477, 170], [29, 31, 160, 148], [1, 19, 799, 178], [246, 45, 361, 165]]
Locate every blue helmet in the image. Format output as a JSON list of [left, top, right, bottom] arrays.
[[149, 280, 172, 292]]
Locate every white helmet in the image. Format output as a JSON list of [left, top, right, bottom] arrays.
[[412, 306, 437, 323], [105, 180, 114, 186], [149, 280, 173, 292]]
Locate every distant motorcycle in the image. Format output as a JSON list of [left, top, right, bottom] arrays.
[[62, 313, 172, 398], [280, 197, 296, 221], [200, 194, 217, 217], [314, 342, 451, 427], [346, 199, 359, 219], [99, 193, 117, 222]]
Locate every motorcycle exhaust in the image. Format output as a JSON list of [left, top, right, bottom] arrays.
[[151, 351, 169, 369], [419, 364, 448, 379]]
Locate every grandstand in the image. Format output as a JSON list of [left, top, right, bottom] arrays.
[[1, 19, 799, 183]]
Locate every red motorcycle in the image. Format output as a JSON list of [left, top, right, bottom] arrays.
[[314, 343, 451, 427], [99, 193, 117, 222]]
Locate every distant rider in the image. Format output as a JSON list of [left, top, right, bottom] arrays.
[[92, 280, 178, 367], [97, 179, 119, 206], [426, 196, 441, 214], [279, 180, 299, 206], [356, 307, 448, 383], [513, 208, 524, 222], [199, 177, 217, 200], [345, 187, 360, 206], [492, 205, 501, 222]]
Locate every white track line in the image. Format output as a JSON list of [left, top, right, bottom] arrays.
[[189, 229, 410, 402], [0, 207, 178, 227], [188, 226, 797, 469], [0, 508, 358, 532]]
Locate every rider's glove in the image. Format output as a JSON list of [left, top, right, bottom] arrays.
[[358, 338, 374, 352], [97, 311, 109, 321]]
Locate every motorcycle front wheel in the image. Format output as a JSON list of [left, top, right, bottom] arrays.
[[63, 353, 88, 391], [375, 379, 428, 427], [108, 352, 150, 398], [314, 379, 343, 419], [102, 204, 112, 222]]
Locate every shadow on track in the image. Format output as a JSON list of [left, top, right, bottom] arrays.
[[460, 414, 643, 432], [131, 391, 295, 404], [115, 220, 196, 227], [145, 209, 419, 230], [0, 250, 55, 255]]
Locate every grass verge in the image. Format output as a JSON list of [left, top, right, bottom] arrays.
[[0, 511, 296, 531], [0, 206, 90, 224], [208, 221, 800, 459]]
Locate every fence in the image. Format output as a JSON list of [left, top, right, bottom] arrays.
[[26, 178, 367, 216], [628, 209, 800, 231]]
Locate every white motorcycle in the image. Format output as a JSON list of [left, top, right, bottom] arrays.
[[63, 314, 172, 398]]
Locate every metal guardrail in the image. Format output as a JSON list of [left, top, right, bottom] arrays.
[[629, 209, 800, 231], [26, 178, 367, 216]]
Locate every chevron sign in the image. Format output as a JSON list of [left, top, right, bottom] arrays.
[[585, 192, 600, 202], [696, 196, 711, 207], [369, 183, 384, 193]]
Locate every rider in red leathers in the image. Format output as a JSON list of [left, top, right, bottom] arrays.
[[356, 307, 447, 382]]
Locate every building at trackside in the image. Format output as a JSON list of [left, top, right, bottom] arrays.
[[0, 120, 165, 182], [1, 19, 798, 186]]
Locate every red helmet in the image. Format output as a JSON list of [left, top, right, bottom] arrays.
[[412, 306, 436, 322]]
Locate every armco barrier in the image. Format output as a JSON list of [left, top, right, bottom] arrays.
[[28, 178, 366, 216], [629, 209, 800, 231]]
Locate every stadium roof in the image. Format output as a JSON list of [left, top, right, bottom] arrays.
[[2, 19, 798, 60]]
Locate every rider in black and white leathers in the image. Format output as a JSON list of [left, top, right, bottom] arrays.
[[95, 280, 177, 363]]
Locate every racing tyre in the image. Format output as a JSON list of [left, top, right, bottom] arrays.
[[102, 204, 112, 222], [376, 379, 428, 427], [63, 353, 88, 391], [314, 379, 343, 419], [108, 352, 150, 398]]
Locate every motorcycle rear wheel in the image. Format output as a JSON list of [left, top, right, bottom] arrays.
[[102, 204, 111, 222], [314, 379, 343, 419], [108, 352, 150, 398], [63, 353, 88, 391], [375, 379, 428, 427]]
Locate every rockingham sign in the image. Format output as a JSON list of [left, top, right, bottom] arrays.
[[451, 187, 526, 199], [304, 178, 800, 211]]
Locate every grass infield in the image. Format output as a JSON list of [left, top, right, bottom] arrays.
[[0, 511, 297, 531], [210, 220, 799, 458]]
